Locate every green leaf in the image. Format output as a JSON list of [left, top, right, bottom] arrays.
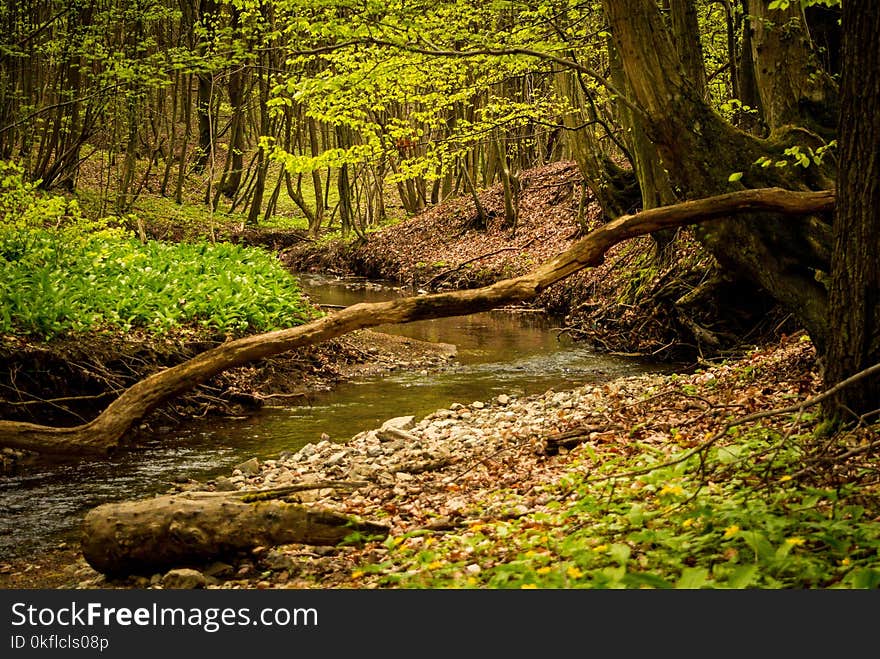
[[609, 543, 631, 566], [845, 568, 880, 589], [623, 572, 673, 589], [676, 566, 709, 589], [740, 531, 776, 562], [727, 564, 758, 589], [728, 171, 743, 182]]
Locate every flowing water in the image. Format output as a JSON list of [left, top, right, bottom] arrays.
[[0, 275, 668, 561]]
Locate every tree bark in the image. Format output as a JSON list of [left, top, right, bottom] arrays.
[[81, 487, 389, 575], [601, 0, 833, 347], [823, 1, 880, 418], [747, 0, 837, 135], [0, 188, 833, 456], [670, 0, 707, 99]]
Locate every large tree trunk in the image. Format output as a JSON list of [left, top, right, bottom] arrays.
[[81, 487, 388, 575], [0, 188, 833, 456], [747, 0, 838, 135], [823, 1, 880, 418], [600, 0, 835, 347]]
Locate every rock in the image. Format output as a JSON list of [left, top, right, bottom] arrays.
[[261, 551, 298, 572], [471, 400, 485, 409], [377, 425, 419, 443], [497, 394, 511, 405], [162, 568, 207, 590], [326, 450, 348, 466], [234, 457, 261, 476], [214, 476, 238, 491], [204, 561, 234, 578], [381, 415, 416, 431]]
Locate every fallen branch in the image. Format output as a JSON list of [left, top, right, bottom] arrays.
[[542, 424, 621, 455], [0, 187, 834, 455]]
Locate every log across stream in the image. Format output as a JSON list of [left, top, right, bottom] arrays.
[[0, 275, 667, 562]]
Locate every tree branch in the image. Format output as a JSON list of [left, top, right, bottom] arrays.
[[0, 187, 834, 455]]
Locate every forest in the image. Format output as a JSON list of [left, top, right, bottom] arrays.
[[0, 0, 878, 589]]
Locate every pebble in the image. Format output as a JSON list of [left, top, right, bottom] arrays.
[[234, 457, 261, 476], [162, 568, 207, 590]]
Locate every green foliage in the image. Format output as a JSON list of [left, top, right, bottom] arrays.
[[0, 162, 316, 339], [754, 141, 837, 170], [364, 429, 879, 589]]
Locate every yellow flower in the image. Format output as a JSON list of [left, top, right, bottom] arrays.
[[466, 576, 479, 586], [521, 583, 538, 589], [351, 570, 364, 579], [682, 518, 695, 528], [469, 523, 484, 533], [427, 560, 445, 570], [779, 475, 793, 483], [840, 558, 851, 566], [566, 566, 584, 579], [593, 544, 608, 552], [536, 566, 552, 575], [723, 525, 740, 539], [659, 484, 685, 496], [785, 537, 806, 546]]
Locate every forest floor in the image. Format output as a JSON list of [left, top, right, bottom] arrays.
[[5, 331, 877, 590], [1, 161, 877, 589]]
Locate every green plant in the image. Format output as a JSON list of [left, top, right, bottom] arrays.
[[0, 162, 319, 339]]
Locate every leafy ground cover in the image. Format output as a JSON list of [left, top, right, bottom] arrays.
[[0, 163, 316, 340], [324, 338, 879, 590]]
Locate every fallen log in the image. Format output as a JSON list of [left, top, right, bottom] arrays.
[[81, 487, 389, 576], [0, 187, 834, 455]]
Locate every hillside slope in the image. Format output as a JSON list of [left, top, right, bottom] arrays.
[[283, 161, 796, 361]]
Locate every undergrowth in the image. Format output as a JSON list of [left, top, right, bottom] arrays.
[[360, 428, 880, 589], [0, 162, 317, 340]]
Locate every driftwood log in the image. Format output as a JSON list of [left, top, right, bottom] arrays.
[[0, 187, 834, 455], [81, 486, 388, 575]]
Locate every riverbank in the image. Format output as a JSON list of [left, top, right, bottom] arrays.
[[4, 331, 877, 589], [0, 325, 456, 474]]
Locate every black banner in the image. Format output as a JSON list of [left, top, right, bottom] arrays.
[[0, 588, 874, 655]]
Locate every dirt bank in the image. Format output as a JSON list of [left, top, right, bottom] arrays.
[[0, 327, 456, 474]]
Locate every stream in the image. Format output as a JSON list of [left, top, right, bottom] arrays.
[[0, 274, 668, 562]]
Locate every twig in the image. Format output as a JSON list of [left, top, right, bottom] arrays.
[[1, 392, 114, 406]]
